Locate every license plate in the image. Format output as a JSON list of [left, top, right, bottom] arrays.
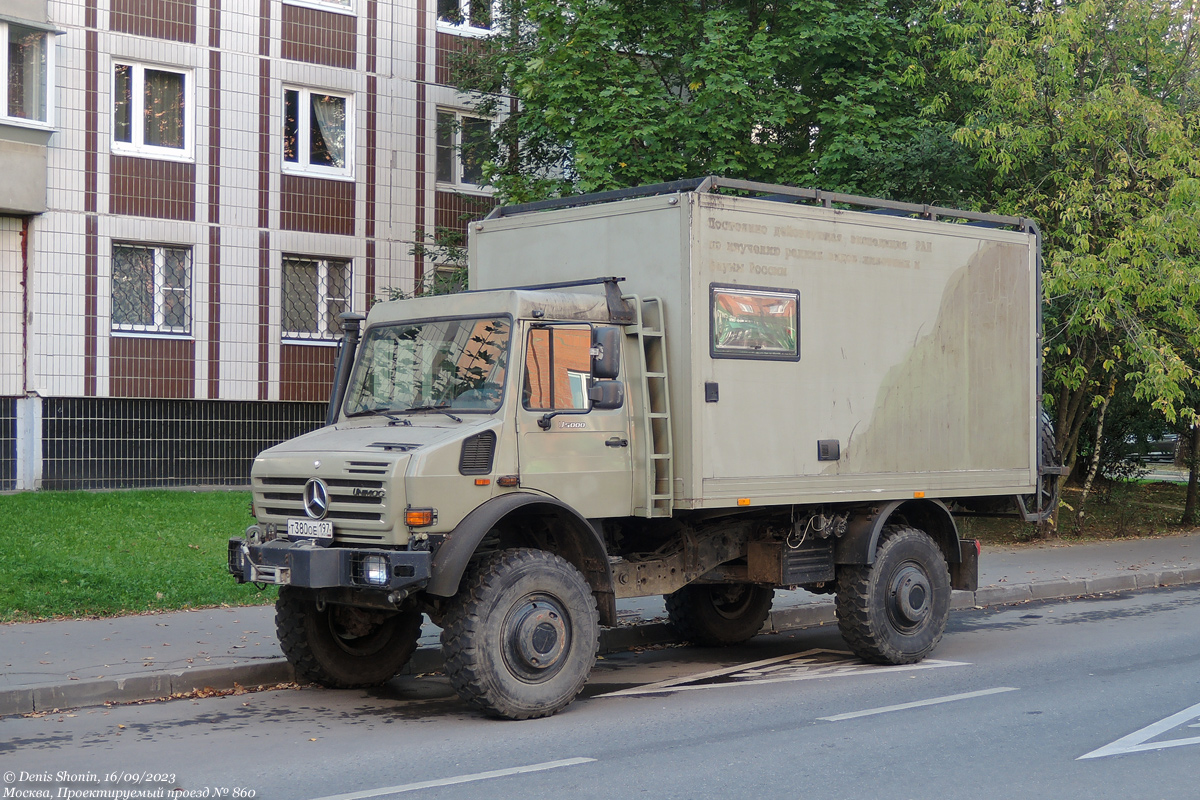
[[288, 518, 333, 539]]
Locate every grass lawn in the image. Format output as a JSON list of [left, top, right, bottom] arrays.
[[957, 479, 1196, 546], [1, 480, 1195, 623], [0, 489, 274, 623]]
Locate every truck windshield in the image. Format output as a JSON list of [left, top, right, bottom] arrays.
[[344, 317, 511, 416]]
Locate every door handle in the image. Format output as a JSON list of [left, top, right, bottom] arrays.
[[605, 437, 629, 448]]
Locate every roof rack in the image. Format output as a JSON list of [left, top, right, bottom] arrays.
[[484, 176, 1037, 235]]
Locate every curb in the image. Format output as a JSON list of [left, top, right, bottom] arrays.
[[4, 567, 1199, 716]]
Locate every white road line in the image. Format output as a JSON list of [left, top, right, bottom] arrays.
[[598, 648, 969, 699], [306, 758, 597, 800], [818, 687, 1020, 722], [1078, 701, 1200, 760]]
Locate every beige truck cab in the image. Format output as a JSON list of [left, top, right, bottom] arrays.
[[229, 178, 1060, 719]]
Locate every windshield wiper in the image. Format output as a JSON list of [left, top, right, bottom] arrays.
[[349, 407, 412, 425], [401, 404, 463, 423]]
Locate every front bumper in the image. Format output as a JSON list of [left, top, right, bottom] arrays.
[[228, 537, 432, 594]]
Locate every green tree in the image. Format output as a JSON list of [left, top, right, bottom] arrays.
[[934, 0, 1200, 528], [454, 0, 979, 204]]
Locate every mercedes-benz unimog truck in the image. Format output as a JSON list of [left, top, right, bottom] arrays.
[[229, 177, 1058, 719]]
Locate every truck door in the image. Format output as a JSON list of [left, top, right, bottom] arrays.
[[516, 323, 634, 518]]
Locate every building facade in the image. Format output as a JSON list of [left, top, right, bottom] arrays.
[[1, 0, 497, 489]]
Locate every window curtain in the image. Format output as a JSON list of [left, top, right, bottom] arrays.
[[144, 69, 184, 149], [310, 95, 346, 168]]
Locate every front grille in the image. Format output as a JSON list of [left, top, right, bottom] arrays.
[[254, 475, 387, 524], [459, 430, 497, 475]]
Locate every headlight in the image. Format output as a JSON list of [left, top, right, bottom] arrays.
[[362, 555, 389, 586]]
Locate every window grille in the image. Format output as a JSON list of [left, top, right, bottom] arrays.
[[112, 244, 192, 334], [283, 256, 351, 341]]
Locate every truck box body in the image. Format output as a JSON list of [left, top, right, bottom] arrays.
[[470, 189, 1040, 510]]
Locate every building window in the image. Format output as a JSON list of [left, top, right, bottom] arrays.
[[2, 22, 53, 125], [283, 87, 353, 178], [436, 110, 491, 190], [112, 244, 192, 334], [283, 256, 351, 341], [437, 0, 494, 32], [112, 62, 192, 159]]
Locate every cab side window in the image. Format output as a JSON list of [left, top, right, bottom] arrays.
[[523, 326, 592, 411]]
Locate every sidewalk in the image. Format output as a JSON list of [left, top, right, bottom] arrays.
[[3, 532, 1199, 716]]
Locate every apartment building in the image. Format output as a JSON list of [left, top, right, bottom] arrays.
[[0, 0, 498, 489]]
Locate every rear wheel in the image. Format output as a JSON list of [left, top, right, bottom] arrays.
[[275, 587, 422, 688], [665, 583, 774, 646], [441, 549, 600, 720], [835, 525, 950, 664]]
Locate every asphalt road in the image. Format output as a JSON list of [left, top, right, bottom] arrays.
[[3, 586, 1199, 800]]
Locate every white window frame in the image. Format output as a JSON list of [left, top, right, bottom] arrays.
[[435, 108, 493, 193], [0, 20, 55, 129], [281, 0, 356, 16], [110, 61, 194, 161], [111, 243, 193, 336], [435, 0, 499, 36], [282, 86, 355, 180], [282, 255, 352, 343]]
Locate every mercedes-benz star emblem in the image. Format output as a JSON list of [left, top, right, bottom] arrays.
[[303, 478, 330, 520]]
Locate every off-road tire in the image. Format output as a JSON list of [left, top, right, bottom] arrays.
[[440, 548, 599, 720], [275, 587, 422, 689], [665, 583, 774, 646], [835, 525, 951, 665]]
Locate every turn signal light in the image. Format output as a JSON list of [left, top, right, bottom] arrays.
[[497, 475, 520, 487], [475, 478, 491, 486], [405, 508, 436, 527]]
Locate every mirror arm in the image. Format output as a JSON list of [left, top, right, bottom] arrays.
[[537, 411, 560, 430]]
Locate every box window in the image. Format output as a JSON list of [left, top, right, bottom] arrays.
[[710, 285, 800, 361], [283, 256, 351, 341], [112, 244, 192, 334], [112, 62, 192, 159], [283, 87, 353, 178]]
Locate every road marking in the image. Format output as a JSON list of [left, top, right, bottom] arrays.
[[597, 648, 968, 698], [818, 687, 1019, 722], [306, 758, 597, 800], [1078, 701, 1200, 760]]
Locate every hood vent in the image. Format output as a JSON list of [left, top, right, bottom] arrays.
[[347, 461, 390, 475], [459, 430, 497, 475]]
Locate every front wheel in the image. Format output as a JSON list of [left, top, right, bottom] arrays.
[[835, 525, 950, 664], [275, 587, 423, 688], [665, 583, 774, 646], [441, 549, 600, 720]]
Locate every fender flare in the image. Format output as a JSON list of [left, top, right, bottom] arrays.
[[426, 492, 616, 625], [835, 499, 961, 567]]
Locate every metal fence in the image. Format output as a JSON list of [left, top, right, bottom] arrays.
[[37, 397, 327, 490], [0, 398, 15, 491]]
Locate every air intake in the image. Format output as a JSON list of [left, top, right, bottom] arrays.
[[459, 430, 497, 475]]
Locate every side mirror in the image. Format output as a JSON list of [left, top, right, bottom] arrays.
[[592, 326, 621, 380], [588, 380, 624, 410]]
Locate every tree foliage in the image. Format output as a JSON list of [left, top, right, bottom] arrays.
[[932, 0, 1200, 507], [455, 0, 980, 203]]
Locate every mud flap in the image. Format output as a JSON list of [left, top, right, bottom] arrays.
[[950, 538, 980, 592]]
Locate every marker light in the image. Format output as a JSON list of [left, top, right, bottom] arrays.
[[405, 508, 436, 527]]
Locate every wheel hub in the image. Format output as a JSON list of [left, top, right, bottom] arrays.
[[506, 597, 568, 677], [888, 564, 931, 627]]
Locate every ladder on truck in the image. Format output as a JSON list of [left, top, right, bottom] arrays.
[[628, 296, 674, 518]]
